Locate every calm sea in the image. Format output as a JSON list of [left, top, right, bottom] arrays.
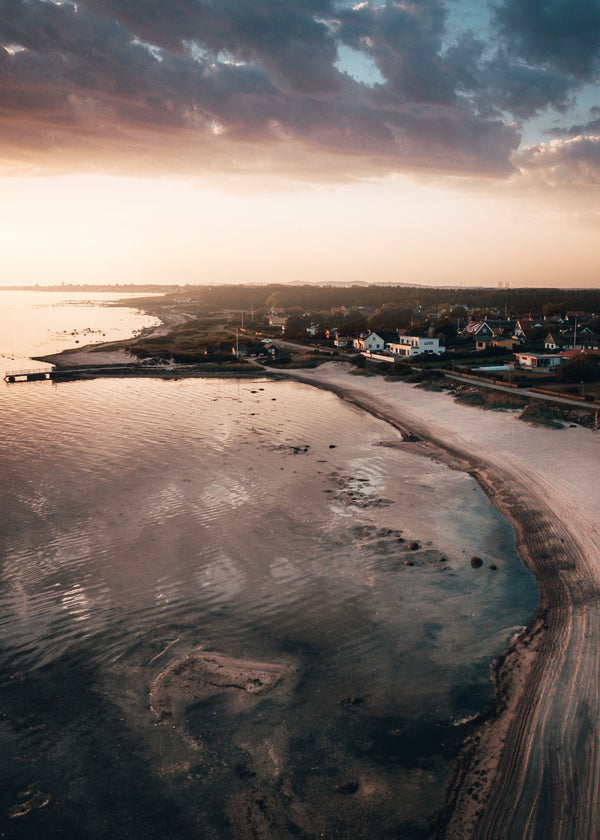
[[0, 289, 160, 371], [0, 293, 538, 839]]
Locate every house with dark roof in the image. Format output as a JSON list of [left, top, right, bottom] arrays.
[[353, 331, 386, 352], [462, 320, 507, 339], [544, 331, 572, 351]]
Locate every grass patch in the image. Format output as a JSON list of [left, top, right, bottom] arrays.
[[415, 380, 445, 391], [453, 385, 525, 410], [405, 368, 445, 384], [454, 389, 486, 406], [265, 353, 330, 369], [518, 403, 564, 428], [482, 391, 525, 410]]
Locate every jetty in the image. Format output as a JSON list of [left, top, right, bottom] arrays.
[[4, 362, 260, 383], [4, 368, 54, 382], [4, 364, 139, 383]]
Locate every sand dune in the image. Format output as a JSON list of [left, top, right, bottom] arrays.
[[294, 363, 600, 840]]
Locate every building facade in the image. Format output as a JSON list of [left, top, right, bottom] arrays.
[[388, 336, 444, 357]]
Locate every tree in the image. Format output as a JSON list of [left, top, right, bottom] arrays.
[[525, 326, 548, 345], [285, 310, 311, 338], [343, 309, 368, 334], [368, 304, 413, 331], [557, 353, 600, 383], [434, 319, 459, 344], [542, 301, 567, 318]]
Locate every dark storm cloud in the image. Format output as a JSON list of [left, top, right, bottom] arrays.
[[493, 0, 600, 79], [0, 0, 594, 179], [444, 33, 575, 120], [336, 1, 455, 104]]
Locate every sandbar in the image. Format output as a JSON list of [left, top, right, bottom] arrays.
[[150, 652, 293, 723]]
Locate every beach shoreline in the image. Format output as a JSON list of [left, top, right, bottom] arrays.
[[19, 301, 600, 838], [33, 303, 192, 368], [288, 364, 600, 839]]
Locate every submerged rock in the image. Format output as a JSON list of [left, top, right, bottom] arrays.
[[334, 781, 359, 795]]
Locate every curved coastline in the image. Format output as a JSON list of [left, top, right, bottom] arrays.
[[285, 364, 600, 840], [18, 313, 600, 838]]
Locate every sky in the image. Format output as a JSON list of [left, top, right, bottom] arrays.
[[1, 0, 600, 288]]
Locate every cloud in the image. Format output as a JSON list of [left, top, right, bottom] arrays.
[[514, 135, 600, 185], [493, 0, 600, 79], [444, 34, 575, 120], [336, 1, 455, 104], [3, 0, 595, 180], [547, 107, 600, 138]]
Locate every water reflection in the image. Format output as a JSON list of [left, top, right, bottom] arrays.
[[0, 376, 537, 838]]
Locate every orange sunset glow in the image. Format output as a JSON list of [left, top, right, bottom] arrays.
[[1, 1, 600, 288]]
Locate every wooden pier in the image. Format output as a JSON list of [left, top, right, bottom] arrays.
[[4, 368, 53, 383]]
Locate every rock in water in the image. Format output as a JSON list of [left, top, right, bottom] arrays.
[[150, 651, 293, 721]]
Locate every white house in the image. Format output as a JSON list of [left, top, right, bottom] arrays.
[[514, 352, 564, 369], [388, 336, 444, 357], [353, 331, 386, 352]]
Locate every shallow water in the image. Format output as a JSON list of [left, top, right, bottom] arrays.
[[0, 374, 537, 839], [0, 290, 160, 370]]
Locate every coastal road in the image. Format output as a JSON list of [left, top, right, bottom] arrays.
[[444, 371, 598, 411], [272, 338, 336, 355]]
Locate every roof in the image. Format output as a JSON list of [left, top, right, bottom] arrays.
[[559, 349, 600, 359], [462, 320, 495, 335]]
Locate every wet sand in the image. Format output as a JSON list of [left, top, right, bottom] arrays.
[[292, 363, 600, 840]]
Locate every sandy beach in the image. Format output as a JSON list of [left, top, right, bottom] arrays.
[[287, 363, 600, 839]]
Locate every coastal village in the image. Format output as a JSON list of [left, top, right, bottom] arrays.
[[10, 285, 600, 419], [265, 301, 600, 374], [114, 285, 600, 412]]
